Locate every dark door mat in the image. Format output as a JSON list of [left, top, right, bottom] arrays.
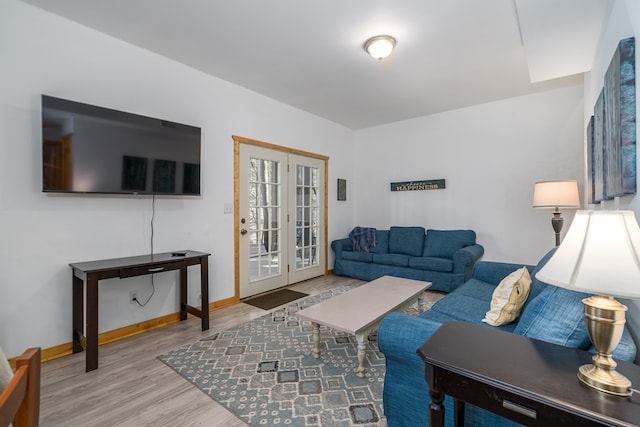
[[243, 289, 309, 310]]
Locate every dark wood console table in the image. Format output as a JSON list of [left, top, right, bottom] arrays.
[[418, 321, 640, 426], [70, 250, 210, 372]]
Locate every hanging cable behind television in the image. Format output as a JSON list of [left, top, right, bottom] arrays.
[[134, 195, 156, 307]]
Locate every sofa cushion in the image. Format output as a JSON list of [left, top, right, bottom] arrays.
[[341, 251, 373, 263], [513, 285, 591, 348], [372, 253, 411, 267], [452, 278, 497, 300], [420, 309, 470, 325], [409, 257, 453, 273], [428, 294, 516, 333], [370, 230, 390, 254], [482, 267, 531, 326], [429, 294, 489, 325], [389, 226, 426, 257], [423, 229, 476, 258], [520, 248, 557, 313]]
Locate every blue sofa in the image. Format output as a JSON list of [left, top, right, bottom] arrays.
[[378, 248, 638, 427], [331, 227, 484, 292]]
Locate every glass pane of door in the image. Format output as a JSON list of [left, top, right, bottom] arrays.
[[295, 163, 319, 269], [248, 156, 281, 281]]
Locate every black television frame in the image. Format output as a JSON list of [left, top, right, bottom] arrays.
[[41, 95, 202, 196]]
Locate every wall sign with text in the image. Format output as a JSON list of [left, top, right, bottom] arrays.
[[390, 179, 446, 192]]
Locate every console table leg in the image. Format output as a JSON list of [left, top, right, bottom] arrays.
[[312, 322, 320, 358], [356, 332, 367, 378], [180, 268, 188, 321], [72, 273, 84, 354], [86, 274, 99, 372], [200, 257, 209, 331], [429, 388, 445, 427]]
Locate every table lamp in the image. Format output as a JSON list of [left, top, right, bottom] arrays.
[[533, 180, 581, 246], [535, 210, 640, 396]]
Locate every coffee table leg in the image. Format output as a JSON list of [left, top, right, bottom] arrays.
[[356, 332, 367, 378], [417, 293, 425, 313], [312, 322, 320, 358]]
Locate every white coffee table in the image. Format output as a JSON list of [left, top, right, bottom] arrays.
[[297, 275, 431, 377]]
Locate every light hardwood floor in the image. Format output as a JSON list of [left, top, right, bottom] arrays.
[[40, 274, 365, 426]]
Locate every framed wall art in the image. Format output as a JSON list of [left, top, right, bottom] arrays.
[[589, 37, 636, 202], [337, 178, 346, 201]]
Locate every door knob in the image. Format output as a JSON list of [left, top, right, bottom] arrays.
[[240, 228, 247, 235]]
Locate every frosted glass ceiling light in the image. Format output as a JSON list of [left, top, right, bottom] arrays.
[[364, 35, 396, 60]]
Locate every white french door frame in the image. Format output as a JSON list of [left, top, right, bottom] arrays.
[[233, 135, 328, 299]]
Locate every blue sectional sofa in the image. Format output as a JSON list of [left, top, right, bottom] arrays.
[[331, 227, 484, 292], [378, 248, 638, 427]]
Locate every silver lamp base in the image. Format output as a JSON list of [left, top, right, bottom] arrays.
[[580, 295, 632, 397]]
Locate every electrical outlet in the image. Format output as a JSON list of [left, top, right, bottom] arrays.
[[129, 291, 138, 304]]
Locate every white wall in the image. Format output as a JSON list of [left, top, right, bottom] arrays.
[[0, 0, 355, 357], [353, 85, 584, 265], [3, 0, 637, 359], [584, 0, 640, 342]]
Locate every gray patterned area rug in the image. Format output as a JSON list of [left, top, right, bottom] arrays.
[[158, 285, 444, 427]]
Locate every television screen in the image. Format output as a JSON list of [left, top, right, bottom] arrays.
[[42, 95, 202, 195]]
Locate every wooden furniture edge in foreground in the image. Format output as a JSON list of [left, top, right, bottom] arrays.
[[0, 347, 41, 427], [418, 322, 640, 426]]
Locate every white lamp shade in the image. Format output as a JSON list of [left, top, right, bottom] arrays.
[[533, 180, 580, 208], [535, 210, 640, 299], [364, 36, 396, 59]]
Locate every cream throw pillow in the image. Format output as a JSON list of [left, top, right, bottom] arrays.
[[482, 267, 531, 326], [0, 345, 13, 393]]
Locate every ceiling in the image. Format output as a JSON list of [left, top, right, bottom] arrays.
[[19, 0, 612, 129]]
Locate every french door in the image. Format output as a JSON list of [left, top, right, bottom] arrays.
[[288, 153, 325, 284], [236, 139, 326, 298]]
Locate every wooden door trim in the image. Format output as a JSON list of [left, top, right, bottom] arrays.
[[232, 135, 329, 300]]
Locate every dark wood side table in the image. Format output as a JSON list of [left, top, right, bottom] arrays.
[[417, 321, 640, 426], [70, 250, 210, 372]]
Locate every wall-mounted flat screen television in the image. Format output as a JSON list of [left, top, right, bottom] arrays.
[[42, 95, 202, 195]]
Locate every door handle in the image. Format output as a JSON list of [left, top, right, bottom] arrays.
[[240, 229, 247, 235]]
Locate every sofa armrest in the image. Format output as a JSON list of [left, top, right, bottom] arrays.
[[331, 238, 353, 275], [378, 312, 444, 370], [471, 260, 535, 285], [331, 238, 352, 257], [452, 244, 484, 279]]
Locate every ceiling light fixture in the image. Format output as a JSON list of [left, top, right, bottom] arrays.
[[363, 35, 396, 60]]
